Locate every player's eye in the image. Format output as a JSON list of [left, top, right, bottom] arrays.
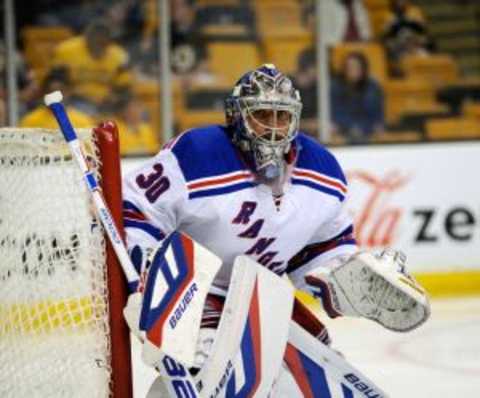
[[252, 109, 270, 122], [250, 110, 291, 132], [277, 111, 291, 124]]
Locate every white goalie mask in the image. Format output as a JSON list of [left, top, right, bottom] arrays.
[[225, 64, 302, 181]]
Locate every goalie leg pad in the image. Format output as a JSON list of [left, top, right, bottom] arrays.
[[192, 327, 216, 370], [282, 321, 389, 398]]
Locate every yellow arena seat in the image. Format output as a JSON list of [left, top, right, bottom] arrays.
[[384, 79, 448, 124], [255, 1, 304, 38], [401, 55, 459, 88], [263, 34, 313, 75], [177, 111, 225, 133], [370, 131, 422, 143], [196, 0, 240, 5], [133, 80, 184, 139], [173, 79, 230, 133], [463, 102, 480, 122], [363, 0, 389, 8], [200, 24, 249, 38], [363, 0, 390, 36], [368, 9, 391, 37], [207, 42, 261, 84], [133, 82, 162, 134], [426, 118, 480, 140]]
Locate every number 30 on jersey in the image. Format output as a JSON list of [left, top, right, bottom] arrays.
[[136, 163, 170, 203]]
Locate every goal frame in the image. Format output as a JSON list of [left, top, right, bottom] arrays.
[[0, 122, 133, 397], [95, 122, 133, 398]]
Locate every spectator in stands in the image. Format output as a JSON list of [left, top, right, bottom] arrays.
[[384, 0, 426, 28], [34, 0, 106, 33], [19, 66, 94, 129], [397, 29, 430, 59], [105, 0, 143, 44], [302, 0, 371, 44], [52, 19, 132, 115], [109, 89, 159, 156], [330, 52, 385, 144], [134, 0, 214, 87], [170, 0, 211, 83], [130, 0, 159, 77], [295, 0, 373, 139], [0, 41, 39, 117], [382, 0, 434, 76]]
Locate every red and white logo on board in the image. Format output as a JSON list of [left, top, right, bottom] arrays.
[[347, 170, 411, 248]]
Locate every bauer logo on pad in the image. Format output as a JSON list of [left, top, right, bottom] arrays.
[[140, 232, 196, 347], [139, 232, 221, 367]]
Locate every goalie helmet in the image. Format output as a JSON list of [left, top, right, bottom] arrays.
[[225, 64, 302, 181]]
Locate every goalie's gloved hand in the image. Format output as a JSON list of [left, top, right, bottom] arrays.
[[377, 248, 407, 275], [305, 250, 431, 332]]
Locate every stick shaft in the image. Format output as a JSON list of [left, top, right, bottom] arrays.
[[47, 100, 139, 289]]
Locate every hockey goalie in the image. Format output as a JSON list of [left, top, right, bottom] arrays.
[[121, 64, 430, 397]]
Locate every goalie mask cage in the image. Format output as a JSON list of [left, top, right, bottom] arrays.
[[0, 127, 133, 398]]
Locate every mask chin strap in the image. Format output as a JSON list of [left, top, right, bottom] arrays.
[[253, 140, 289, 182], [260, 162, 281, 180], [256, 153, 287, 198]]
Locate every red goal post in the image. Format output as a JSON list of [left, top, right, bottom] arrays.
[[0, 123, 133, 398], [96, 122, 134, 398]]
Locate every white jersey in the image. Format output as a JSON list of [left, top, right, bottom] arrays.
[[122, 125, 357, 295]]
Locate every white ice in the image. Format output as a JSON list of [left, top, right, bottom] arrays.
[[321, 296, 480, 398]]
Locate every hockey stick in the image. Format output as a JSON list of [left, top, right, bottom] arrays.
[[44, 91, 200, 398], [44, 91, 139, 291]]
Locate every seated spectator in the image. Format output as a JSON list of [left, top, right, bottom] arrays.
[[170, 0, 212, 84], [34, 0, 107, 33], [52, 19, 132, 115], [302, 0, 371, 44], [105, 0, 143, 44], [382, 0, 434, 75], [0, 40, 39, 117], [397, 29, 430, 59], [384, 0, 425, 28], [19, 67, 94, 129], [330, 52, 385, 144], [134, 0, 214, 87], [109, 89, 159, 156]]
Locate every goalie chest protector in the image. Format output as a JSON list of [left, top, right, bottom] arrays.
[[123, 125, 352, 293]]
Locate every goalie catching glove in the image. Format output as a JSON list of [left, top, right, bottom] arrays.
[[305, 249, 430, 332]]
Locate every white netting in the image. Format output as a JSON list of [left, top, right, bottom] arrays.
[[0, 128, 111, 397]]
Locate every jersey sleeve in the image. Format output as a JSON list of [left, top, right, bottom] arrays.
[[122, 149, 188, 271], [287, 150, 358, 291]]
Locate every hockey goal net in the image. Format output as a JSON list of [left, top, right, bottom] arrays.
[[0, 126, 132, 398]]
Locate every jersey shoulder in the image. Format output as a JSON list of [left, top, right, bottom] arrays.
[[166, 125, 249, 183], [295, 133, 347, 184], [293, 133, 348, 201]]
